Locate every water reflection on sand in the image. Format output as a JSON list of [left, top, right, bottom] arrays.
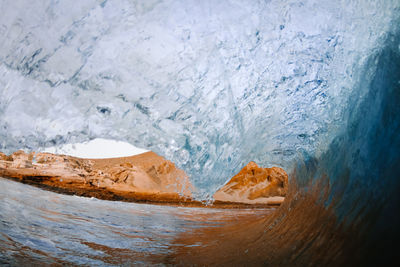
[[0, 178, 274, 266]]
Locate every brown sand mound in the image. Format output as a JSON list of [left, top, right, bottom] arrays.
[[213, 161, 288, 205], [0, 151, 287, 207], [0, 150, 194, 204]]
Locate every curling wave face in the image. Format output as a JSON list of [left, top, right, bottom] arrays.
[[174, 33, 400, 265], [0, 1, 400, 265], [0, 0, 399, 197]]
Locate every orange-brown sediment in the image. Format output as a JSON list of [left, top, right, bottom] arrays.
[[0, 151, 195, 205], [0, 151, 286, 208], [213, 161, 288, 205]]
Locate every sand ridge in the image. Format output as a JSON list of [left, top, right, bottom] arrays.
[[0, 151, 287, 208], [213, 161, 288, 205]]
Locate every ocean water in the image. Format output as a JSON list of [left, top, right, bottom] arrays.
[[0, 178, 272, 266], [0, 0, 398, 198], [1, 0, 400, 265]]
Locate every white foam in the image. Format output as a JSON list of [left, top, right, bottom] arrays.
[[42, 138, 148, 159]]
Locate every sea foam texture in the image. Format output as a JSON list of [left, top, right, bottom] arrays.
[[0, 0, 399, 198]]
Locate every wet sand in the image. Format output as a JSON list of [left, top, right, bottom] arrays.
[[1, 175, 282, 209]]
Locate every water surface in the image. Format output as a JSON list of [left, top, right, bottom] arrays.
[[0, 177, 273, 265]]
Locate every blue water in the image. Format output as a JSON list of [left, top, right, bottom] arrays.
[[0, 178, 272, 266], [292, 28, 400, 265], [1, 0, 399, 198], [1, 0, 400, 265]]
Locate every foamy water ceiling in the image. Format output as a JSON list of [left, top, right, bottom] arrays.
[[0, 0, 399, 199]]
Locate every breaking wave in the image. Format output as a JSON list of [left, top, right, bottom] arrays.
[[1, 0, 400, 265]]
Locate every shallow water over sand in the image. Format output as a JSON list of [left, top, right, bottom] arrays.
[[0, 178, 273, 265]]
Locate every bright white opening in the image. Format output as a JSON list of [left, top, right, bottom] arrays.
[[42, 138, 149, 159]]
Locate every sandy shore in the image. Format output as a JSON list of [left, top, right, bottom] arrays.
[[0, 150, 287, 208]]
